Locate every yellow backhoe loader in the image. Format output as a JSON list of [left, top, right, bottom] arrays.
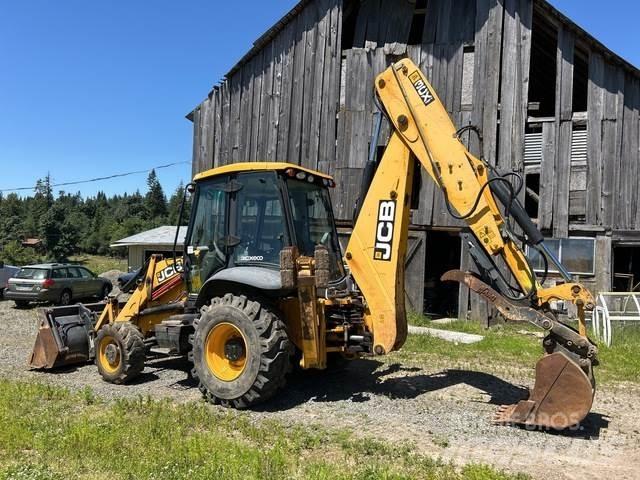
[[30, 58, 598, 429]]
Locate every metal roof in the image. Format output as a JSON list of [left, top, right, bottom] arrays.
[[110, 226, 188, 248]]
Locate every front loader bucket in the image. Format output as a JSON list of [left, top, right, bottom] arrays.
[[494, 352, 594, 430], [28, 303, 104, 369]]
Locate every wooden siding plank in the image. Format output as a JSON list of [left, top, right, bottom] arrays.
[[276, 15, 298, 161], [553, 26, 574, 238], [458, 236, 471, 321], [228, 71, 243, 163], [600, 63, 625, 227], [318, 0, 342, 175], [307, 0, 330, 170], [405, 232, 426, 313], [498, 0, 532, 172], [250, 53, 264, 161], [538, 121, 555, 229], [191, 106, 201, 177], [617, 74, 639, 229], [219, 83, 231, 165], [586, 52, 604, 225], [288, 5, 313, 165], [300, 3, 320, 169], [204, 92, 216, 170]]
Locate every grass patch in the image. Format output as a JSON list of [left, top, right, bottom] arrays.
[[403, 313, 640, 384], [68, 254, 127, 275], [0, 380, 527, 480]]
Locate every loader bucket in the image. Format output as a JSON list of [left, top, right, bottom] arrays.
[[493, 351, 594, 430], [28, 303, 104, 369]]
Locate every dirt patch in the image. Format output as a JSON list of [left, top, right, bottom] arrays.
[[0, 299, 638, 479]]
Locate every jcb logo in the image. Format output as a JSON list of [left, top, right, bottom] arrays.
[[156, 259, 183, 283], [373, 200, 396, 261], [409, 71, 435, 106]]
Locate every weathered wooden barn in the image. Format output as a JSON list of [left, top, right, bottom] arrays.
[[189, 0, 640, 321]]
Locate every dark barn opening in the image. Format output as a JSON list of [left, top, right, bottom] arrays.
[[423, 231, 461, 317], [613, 246, 640, 291], [528, 8, 558, 117]]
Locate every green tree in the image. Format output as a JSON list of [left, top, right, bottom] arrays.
[[0, 240, 39, 266], [168, 181, 191, 225], [145, 169, 167, 219]]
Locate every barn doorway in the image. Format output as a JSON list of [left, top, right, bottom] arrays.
[[612, 246, 640, 292], [423, 230, 461, 318]]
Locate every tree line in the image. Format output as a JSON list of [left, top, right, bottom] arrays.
[[0, 170, 190, 266]]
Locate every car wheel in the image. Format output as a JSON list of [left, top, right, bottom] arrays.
[[59, 290, 72, 306], [14, 300, 29, 309], [100, 284, 111, 300]]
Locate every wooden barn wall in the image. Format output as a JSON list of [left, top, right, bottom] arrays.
[[586, 55, 640, 233], [337, 0, 532, 322], [191, 0, 343, 176]]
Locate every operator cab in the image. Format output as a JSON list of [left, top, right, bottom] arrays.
[[185, 163, 344, 295]]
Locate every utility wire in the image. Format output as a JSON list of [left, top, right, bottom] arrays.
[[0, 160, 191, 193]]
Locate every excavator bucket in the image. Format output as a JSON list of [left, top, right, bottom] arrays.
[[494, 351, 594, 429], [441, 270, 597, 430], [28, 303, 104, 369]]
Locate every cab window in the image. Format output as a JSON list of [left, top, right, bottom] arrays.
[[233, 172, 288, 266]]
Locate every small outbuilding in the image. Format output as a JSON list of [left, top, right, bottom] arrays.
[[110, 226, 187, 271]]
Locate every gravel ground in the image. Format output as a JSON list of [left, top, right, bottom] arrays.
[[1, 298, 638, 479]]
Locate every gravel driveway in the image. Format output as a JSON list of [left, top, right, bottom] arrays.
[[1, 298, 638, 479]]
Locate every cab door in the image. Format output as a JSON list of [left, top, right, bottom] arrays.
[[185, 176, 229, 293]]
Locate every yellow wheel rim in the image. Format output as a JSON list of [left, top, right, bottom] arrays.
[[205, 322, 247, 382], [98, 335, 121, 374]]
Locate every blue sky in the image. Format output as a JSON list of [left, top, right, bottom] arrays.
[[0, 1, 637, 199]]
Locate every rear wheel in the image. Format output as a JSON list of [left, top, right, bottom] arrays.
[[96, 322, 145, 384], [100, 284, 111, 300], [189, 294, 291, 408], [58, 289, 72, 306]]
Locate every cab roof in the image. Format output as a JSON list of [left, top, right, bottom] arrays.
[[193, 162, 333, 182]]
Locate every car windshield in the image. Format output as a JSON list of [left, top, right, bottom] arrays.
[[286, 178, 344, 281], [15, 268, 48, 280]]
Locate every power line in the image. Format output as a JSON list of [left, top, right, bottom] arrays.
[[0, 161, 191, 193]]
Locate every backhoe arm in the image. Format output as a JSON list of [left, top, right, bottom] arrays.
[[345, 59, 597, 429], [347, 58, 594, 350]]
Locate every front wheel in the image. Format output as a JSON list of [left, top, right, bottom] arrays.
[[95, 322, 145, 384], [189, 294, 291, 409]]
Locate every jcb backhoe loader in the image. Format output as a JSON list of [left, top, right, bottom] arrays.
[[30, 58, 598, 429]]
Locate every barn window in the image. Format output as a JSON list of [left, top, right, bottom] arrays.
[[527, 237, 595, 276]]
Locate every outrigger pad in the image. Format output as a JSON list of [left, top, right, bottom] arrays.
[[494, 352, 594, 430]]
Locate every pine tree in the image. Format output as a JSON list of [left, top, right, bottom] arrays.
[[145, 169, 167, 219], [168, 181, 191, 225]]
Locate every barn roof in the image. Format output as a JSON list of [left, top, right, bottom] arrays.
[[110, 226, 187, 248]]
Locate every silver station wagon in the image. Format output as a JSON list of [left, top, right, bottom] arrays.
[[4, 263, 112, 308]]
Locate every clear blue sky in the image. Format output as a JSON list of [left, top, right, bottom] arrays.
[[0, 1, 637, 199]]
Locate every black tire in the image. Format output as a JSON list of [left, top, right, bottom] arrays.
[[189, 294, 291, 409], [14, 300, 29, 309], [58, 289, 72, 306], [95, 322, 145, 384], [100, 284, 111, 300]]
